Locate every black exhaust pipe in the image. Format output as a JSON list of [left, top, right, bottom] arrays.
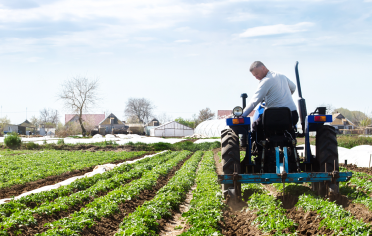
[[241, 93, 248, 109], [295, 61, 307, 136]]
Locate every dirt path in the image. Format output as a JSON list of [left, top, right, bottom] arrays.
[[213, 148, 223, 175], [158, 162, 201, 235], [7, 153, 184, 236], [0, 152, 154, 199]]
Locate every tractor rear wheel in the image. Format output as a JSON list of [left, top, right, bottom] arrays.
[[221, 128, 240, 193], [312, 125, 339, 196]]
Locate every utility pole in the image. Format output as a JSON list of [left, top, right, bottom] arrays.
[[26, 107, 27, 120]]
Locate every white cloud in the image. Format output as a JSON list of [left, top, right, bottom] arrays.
[[239, 22, 314, 38], [174, 39, 190, 43], [227, 12, 256, 22]]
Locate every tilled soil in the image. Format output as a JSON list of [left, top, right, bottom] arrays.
[[340, 163, 372, 175], [0, 152, 154, 199]]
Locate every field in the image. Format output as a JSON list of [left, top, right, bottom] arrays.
[[1, 141, 372, 235]]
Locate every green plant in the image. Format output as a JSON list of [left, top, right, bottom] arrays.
[[43, 139, 47, 145], [0, 150, 147, 189], [4, 132, 22, 148], [24, 142, 39, 150], [116, 151, 203, 235], [57, 139, 65, 145], [38, 151, 191, 235], [181, 151, 225, 235], [0, 151, 177, 230]]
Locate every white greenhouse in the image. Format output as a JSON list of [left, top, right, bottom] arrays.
[[149, 121, 194, 137], [194, 119, 229, 138]]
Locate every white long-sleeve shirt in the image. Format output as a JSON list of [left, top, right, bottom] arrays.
[[242, 71, 297, 117]]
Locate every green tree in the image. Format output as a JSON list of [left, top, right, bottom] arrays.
[[175, 117, 195, 128]]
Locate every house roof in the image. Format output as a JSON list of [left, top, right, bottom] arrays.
[[18, 119, 35, 128], [99, 113, 124, 125], [331, 113, 356, 126], [65, 114, 105, 126], [217, 110, 255, 119]]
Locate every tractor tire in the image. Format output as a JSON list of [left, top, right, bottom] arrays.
[[312, 125, 339, 196], [221, 128, 240, 193]]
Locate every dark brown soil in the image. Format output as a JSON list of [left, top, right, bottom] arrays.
[[286, 208, 333, 235], [213, 148, 223, 175], [221, 207, 262, 236], [0, 152, 154, 199], [340, 163, 372, 175], [6, 153, 188, 236]]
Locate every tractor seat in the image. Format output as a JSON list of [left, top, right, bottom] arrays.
[[262, 107, 293, 135]]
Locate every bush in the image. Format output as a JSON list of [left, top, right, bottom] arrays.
[[4, 132, 22, 148], [24, 142, 39, 149], [57, 139, 65, 145]]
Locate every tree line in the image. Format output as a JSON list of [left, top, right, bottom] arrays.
[[0, 76, 215, 136]]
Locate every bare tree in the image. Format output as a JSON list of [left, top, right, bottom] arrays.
[[0, 116, 10, 135], [318, 103, 334, 115], [157, 112, 173, 125], [58, 76, 100, 136], [39, 108, 60, 127], [30, 115, 40, 129], [198, 107, 215, 123], [124, 98, 154, 124]]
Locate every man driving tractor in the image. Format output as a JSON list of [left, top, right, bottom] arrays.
[[242, 61, 299, 172]]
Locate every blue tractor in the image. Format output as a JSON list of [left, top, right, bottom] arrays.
[[218, 62, 352, 200]]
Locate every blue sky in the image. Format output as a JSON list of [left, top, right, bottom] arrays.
[[1, 0, 372, 124]]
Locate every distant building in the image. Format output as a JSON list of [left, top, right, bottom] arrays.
[[98, 113, 128, 134], [150, 121, 193, 137], [331, 113, 356, 133], [65, 114, 106, 127], [144, 118, 160, 136]]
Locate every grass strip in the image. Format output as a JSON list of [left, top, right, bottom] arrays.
[[0, 151, 179, 232], [0, 150, 148, 189], [115, 151, 204, 235], [180, 151, 225, 235], [37, 150, 191, 235], [0, 151, 171, 219], [244, 184, 296, 235]]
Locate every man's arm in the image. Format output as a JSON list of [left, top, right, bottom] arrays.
[[242, 79, 271, 117], [287, 77, 296, 95]]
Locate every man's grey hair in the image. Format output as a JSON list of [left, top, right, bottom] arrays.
[[249, 61, 266, 72]]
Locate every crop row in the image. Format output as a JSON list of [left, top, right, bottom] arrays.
[[339, 167, 372, 211], [0, 151, 175, 219], [243, 184, 296, 234], [37, 150, 191, 235], [0, 151, 179, 231], [181, 151, 225, 235], [273, 183, 371, 235], [116, 151, 204, 235], [0, 150, 148, 189]]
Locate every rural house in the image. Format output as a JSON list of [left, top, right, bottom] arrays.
[[330, 113, 356, 133], [65, 114, 105, 128], [98, 113, 128, 134], [144, 118, 160, 135]]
